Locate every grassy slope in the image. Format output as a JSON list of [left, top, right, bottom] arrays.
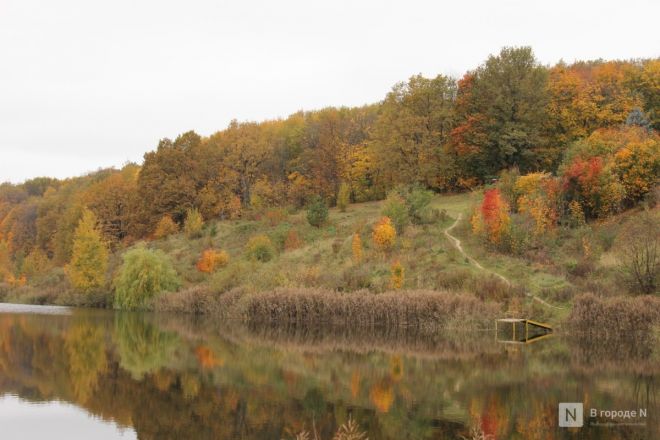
[[143, 190, 647, 325], [2, 190, 639, 325], [151, 193, 486, 296]]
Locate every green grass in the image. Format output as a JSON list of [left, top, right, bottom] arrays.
[[137, 191, 631, 311]]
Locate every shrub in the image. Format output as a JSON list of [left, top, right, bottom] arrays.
[[614, 209, 659, 294], [196, 249, 230, 273], [245, 234, 276, 262], [264, 208, 287, 226], [372, 217, 397, 252], [153, 215, 179, 239], [381, 192, 409, 233], [390, 261, 404, 289], [476, 189, 511, 245], [183, 208, 204, 239], [403, 185, 434, 225], [114, 246, 181, 310], [567, 200, 586, 227], [337, 182, 351, 212], [306, 196, 328, 227], [284, 229, 303, 251], [352, 233, 363, 264]]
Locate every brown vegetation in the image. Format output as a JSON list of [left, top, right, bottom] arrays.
[[567, 293, 660, 336]]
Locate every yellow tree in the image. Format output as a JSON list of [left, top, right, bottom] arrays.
[[66, 209, 108, 292]]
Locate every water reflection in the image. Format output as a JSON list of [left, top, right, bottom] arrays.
[[0, 305, 657, 439]]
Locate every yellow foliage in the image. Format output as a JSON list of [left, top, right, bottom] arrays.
[[568, 200, 586, 227], [470, 209, 483, 236], [372, 217, 396, 252], [66, 209, 108, 292], [183, 208, 204, 239], [153, 215, 178, 239], [22, 248, 50, 280], [351, 233, 363, 264]]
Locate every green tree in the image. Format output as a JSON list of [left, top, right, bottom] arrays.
[[381, 192, 409, 234], [452, 47, 550, 177], [306, 196, 328, 227], [66, 209, 108, 292], [114, 245, 180, 310], [373, 74, 457, 190]]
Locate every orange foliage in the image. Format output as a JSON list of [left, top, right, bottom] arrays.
[[480, 189, 510, 243], [283, 229, 303, 251], [369, 379, 394, 413], [196, 249, 229, 273], [350, 371, 361, 398], [195, 345, 223, 369]]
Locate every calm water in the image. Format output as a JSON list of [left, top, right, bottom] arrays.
[[0, 304, 657, 439]]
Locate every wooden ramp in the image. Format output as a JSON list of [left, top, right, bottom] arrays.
[[495, 318, 552, 344]]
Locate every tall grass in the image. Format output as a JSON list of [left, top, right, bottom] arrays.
[[567, 293, 660, 335], [153, 287, 500, 331]]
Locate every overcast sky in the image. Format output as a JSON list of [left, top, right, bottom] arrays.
[[1, 0, 658, 183]]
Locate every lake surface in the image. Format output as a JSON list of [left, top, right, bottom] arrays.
[[0, 304, 657, 439]]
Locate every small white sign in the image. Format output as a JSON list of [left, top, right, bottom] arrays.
[[559, 403, 583, 427]]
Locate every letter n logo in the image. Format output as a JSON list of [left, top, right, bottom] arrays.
[[558, 403, 583, 427]]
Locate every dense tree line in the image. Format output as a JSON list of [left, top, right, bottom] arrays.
[[0, 47, 658, 284]]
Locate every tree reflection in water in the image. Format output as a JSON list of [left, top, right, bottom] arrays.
[[0, 308, 657, 439]]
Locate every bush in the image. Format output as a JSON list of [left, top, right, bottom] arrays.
[[114, 245, 181, 310], [196, 249, 230, 273], [245, 234, 276, 262], [614, 209, 659, 294], [351, 233, 363, 264], [153, 215, 179, 239], [306, 196, 328, 227], [381, 192, 409, 233], [183, 208, 204, 239], [284, 229, 303, 251], [390, 261, 404, 289], [403, 185, 434, 224], [337, 182, 351, 212], [264, 208, 287, 226], [372, 217, 397, 252]]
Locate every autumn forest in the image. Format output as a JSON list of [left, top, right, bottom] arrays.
[[0, 47, 658, 314]]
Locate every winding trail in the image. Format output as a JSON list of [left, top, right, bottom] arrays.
[[443, 214, 565, 310]]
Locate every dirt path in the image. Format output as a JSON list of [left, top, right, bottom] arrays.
[[443, 214, 565, 310]]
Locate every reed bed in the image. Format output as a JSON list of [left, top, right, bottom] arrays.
[[154, 286, 501, 331], [567, 292, 660, 336]]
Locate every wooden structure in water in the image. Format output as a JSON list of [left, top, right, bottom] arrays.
[[495, 318, 553, 344]]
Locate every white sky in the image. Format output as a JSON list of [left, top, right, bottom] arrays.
[[1, 0, 658, 183], [0, 395, 136, 439]]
